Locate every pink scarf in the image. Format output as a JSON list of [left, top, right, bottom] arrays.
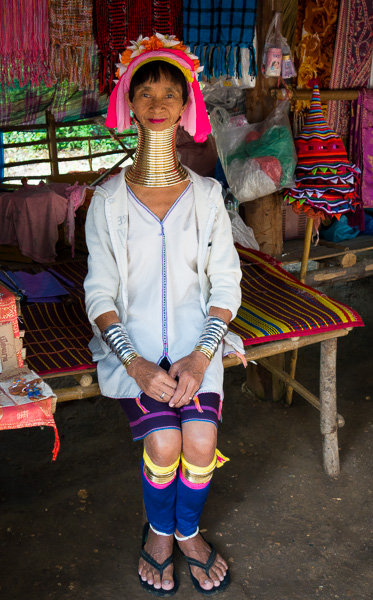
[[105, 49, 210, 143]]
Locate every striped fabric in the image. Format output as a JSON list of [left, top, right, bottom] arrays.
[[182, 0, 257, 78], [229, 246, 363, 345], [21, 261, 94, 375], [284, 86, 361, 219], [0, 80, 109, 128], [21, 249, 363, 376]]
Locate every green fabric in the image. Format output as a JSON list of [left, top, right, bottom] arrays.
[[227, 125, 296, 185]]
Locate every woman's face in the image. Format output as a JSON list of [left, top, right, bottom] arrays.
[[125, 73, 187, 131]]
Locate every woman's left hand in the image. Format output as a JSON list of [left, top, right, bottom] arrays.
[[167, 351, 210, 408]]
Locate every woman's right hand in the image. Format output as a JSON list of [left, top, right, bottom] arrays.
[[126, 357, 177, 403]]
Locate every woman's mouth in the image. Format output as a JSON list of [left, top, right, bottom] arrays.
[[148, 118, 166, 123]]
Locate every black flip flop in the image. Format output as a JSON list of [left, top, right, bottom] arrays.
[[179, 538, 230, 596], [139, 523, 179, 597]]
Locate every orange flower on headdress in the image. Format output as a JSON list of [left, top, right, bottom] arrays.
[[116, 33, 203, 79]]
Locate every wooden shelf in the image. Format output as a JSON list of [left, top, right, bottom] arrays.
[[282, 235, 373, 265]]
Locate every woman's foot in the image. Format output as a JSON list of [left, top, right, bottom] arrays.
[[139, 527, 175, 592], [175, 530, 229, 592]]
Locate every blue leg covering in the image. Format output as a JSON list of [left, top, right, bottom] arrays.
[[141, 459, 177, 535], [176, 470, 211, 537]]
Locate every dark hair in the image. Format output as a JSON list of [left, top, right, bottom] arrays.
[[129, 60, 188, 105]]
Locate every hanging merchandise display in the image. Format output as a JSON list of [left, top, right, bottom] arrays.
[[210, 101, 297, 203], [94, 0, 182, 91], [294, 0, 339, 91], [327, 0, 373, 139], [284, 85, 361, 220], [262, 12, 297, 80], [49, 0, 97, 90], [0, 0, 52, 88], [262, 12, 283, 77], [183, 0, 257, 80], [349, 89, 373, 210]]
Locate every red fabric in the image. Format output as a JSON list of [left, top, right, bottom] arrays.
[[0, 285, 23, 369], [0, 367, 60, 461]]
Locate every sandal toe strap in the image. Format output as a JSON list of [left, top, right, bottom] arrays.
[[184, 545, 217, 575], [140, 548, 173, 574]]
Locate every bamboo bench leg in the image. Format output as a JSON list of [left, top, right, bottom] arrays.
[[320, 338, 340, 477]]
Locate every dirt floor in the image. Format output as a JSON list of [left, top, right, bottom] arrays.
[[1, 277, 372, 600]]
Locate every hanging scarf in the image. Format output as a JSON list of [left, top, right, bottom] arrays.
[[182, 0, 257, 79], [0, 0, 52, 88], [327, 0, 373, 139], [349, 90, 373, 210], [49, 0, 97, 90], [95, 0, 182, 91]]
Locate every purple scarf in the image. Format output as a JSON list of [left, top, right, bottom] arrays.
[[350, 90, 373, 212]]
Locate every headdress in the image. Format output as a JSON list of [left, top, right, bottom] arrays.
[[105, 33, 211, 143]]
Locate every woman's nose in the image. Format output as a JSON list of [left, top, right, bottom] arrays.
[[150, 97, 164, 110]]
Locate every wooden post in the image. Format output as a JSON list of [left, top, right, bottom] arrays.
[[320, 338, 340, 476], [285, 217, 314, 404], [46, 110, 59, 177], [88, 139, 93, 171], [243, 0, 284, 401]]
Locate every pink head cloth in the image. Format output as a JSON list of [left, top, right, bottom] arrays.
[[105, 48, 211, 143]]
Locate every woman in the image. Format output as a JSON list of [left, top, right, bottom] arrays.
[[84, 34, 242, 596]]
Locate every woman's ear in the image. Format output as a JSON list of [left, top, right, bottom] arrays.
[[125, 92, 133, 112], [180, 97, 190, 117]]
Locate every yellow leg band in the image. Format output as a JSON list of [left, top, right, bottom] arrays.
[[180, 449, 230, 484], [143, 449, 180, 485]]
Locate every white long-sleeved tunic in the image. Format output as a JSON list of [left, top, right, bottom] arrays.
[[84, 167, 243, 399]]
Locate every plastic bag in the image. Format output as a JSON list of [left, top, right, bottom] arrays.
[[202, 84, 246, 116], [228, 210, 259, 250], [210, 100, 297, 203], [261, 12, 296, 80], [262, 12, 282, 77]]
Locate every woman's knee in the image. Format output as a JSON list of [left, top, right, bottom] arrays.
[[144, 429, 182, 466], [182, 422, 217, 467]]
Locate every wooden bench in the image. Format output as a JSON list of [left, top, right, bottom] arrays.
[[46, 327, 350, 478]]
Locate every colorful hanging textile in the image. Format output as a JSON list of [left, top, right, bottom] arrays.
[[49, 0, 97, 90], [95, 0, 182, 91], [229, 246, 364, 346], [349, 89, 373, 209], [284, 86, 360, 219], [0, 79, 108, 128], [182, 0, 257, 79], [294, 0, 339, 90], [0, 0, 52, 88], [327, 0, 373, 139]]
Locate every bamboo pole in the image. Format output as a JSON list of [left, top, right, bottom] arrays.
[[4, 148, 131, 169], [285, 217, 314, 405], [272, 88, 359, 101], [256, 356, 345, 428], [46, 110, 59, 177], [222, 328, 350, 368], [88, 139, 93, 170], [55, 383, 100, 403]]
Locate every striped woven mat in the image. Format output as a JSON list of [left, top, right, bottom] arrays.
[[21, 261, 94, 376], [230, 246, 364, 345], [22, 249, 363, 375]]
